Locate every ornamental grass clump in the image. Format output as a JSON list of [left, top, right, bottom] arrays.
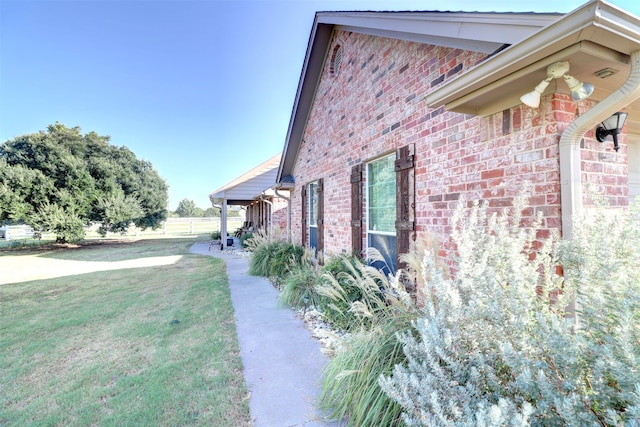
[[319, 251, 420, 426], [279, 248, 321, 309], [379, 193, 640, 426], [316, 255, 370, 332], [247, 228, 307, 285]]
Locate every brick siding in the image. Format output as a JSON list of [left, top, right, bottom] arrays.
[[289, 30, 629, 265]]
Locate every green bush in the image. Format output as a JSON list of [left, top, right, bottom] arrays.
[[211, 230, 221, 240], [239, 232, 253, 248], [379, 194, 640, 426], [270, 243, 304, 278], [279, 264, 321, 310], [248, 240, 306, 281], [248, 240, 281, 277], [318, 255, 383, 332]]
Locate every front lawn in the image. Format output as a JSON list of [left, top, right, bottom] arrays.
[[0, 239, 250, 426]]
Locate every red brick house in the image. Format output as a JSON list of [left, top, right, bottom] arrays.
[[275, 0, 640, 271]]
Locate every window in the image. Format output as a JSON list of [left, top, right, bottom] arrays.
[[308, 181, 319, 249], [367, 154, 396, 273]]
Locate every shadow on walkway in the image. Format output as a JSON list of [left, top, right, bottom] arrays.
[[189, 242, 340, 427]]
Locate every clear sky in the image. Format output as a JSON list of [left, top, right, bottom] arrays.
[[2, 0, 640, 211]]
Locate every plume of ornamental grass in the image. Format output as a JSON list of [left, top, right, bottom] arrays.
[[318, 249, 421, 426], [243, 227, 272, 252]]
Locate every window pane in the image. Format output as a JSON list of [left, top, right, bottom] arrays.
[[368, 233, 397, 275], [367, 155, 396, 233], [309, 182, 318, 226]]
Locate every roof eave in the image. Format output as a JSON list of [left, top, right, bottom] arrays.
[[276, 9, 560, 182], [426, 0, 640, 118]]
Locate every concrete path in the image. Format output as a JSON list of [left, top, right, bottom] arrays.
[[189, 242, 340, 427]]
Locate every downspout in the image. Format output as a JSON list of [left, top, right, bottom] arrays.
[[559, 50, 640, 240], [259, 193, 274, 237], [275, 187, 292, 242]]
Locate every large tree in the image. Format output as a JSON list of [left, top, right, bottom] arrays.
[[174, 198, 203, 217], [0, 123, 168, 242]]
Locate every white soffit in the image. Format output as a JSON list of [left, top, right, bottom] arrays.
[[318, 11, 561, 54], [209, 154, 281, 202]]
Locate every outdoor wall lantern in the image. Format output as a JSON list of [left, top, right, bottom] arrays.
[[520, 61, 594, 108], [596, 112, 628, 152]]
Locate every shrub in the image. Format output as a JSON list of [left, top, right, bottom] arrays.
[[248, 240, 282, 277], [379, 194, 640, 426], [239, 231, 253, 248], [248, 237, 306, 284], [211, 230, 221, 240], [279, 263, 321, 310], [270, 243, 305, 278], [317, 255, 370, 332]]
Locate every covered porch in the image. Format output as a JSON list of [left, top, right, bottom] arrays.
[[209, 154, 290, 249]]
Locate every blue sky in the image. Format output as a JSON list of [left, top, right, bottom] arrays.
[[2, 0, 640, 210]]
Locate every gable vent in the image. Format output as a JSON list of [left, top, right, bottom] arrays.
[[330, 44, 342, 76]]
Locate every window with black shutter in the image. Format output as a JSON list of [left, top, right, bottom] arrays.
[[367, 154, 397, 274], [304, 180, 324, 256], [351, 164, 363, 257]]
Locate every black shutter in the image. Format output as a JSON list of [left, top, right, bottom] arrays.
[[351, 164, 363, 258], [395, 144, 415, 290]]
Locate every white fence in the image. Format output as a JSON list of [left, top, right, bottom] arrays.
[[0, 217, 244, 240], [0, 225, 35, 240]]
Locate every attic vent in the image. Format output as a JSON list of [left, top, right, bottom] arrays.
[[330, 44, 342, 76]]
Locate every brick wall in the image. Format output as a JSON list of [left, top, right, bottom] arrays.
[[290, 30, 630, 265], [271, 196, 289, 231]]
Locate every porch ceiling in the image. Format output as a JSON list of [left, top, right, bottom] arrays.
[[209, 154, 281, 206]]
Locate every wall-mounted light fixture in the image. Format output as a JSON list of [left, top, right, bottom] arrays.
[[596, 112, 628, 152], [520, 61, 594, 108]]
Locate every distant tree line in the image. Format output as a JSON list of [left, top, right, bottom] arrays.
[[171, 198, 240, 218]]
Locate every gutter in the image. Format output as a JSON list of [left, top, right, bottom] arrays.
[[559, 49, 640, 240]]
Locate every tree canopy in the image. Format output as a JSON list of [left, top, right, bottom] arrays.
[[174, 199, 203, 217], [0, 123, 168, 242], [173, 199, 221, 218]]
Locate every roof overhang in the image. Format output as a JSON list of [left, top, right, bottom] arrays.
[[277, 9, 561, 182], [427, 0, 640, 134], [209, 154, 281, 206]]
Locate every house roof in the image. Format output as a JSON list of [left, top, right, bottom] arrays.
[[277, 0, 640, 182], [209, 154, 281, 205]]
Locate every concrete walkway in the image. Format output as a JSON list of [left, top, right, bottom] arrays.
[[189, 242, 340, 427]]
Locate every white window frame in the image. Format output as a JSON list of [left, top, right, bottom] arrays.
[[365, 153, 396, 270]]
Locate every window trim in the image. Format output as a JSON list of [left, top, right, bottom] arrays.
[[365, 152, 397, 271]]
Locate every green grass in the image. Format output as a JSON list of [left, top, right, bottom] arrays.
[[0, 239, 251, 426]]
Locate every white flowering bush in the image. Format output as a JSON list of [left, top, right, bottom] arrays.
[[379, 194, 640, 426]]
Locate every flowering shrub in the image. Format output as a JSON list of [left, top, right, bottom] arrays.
[[379, 195, 640, 426]]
